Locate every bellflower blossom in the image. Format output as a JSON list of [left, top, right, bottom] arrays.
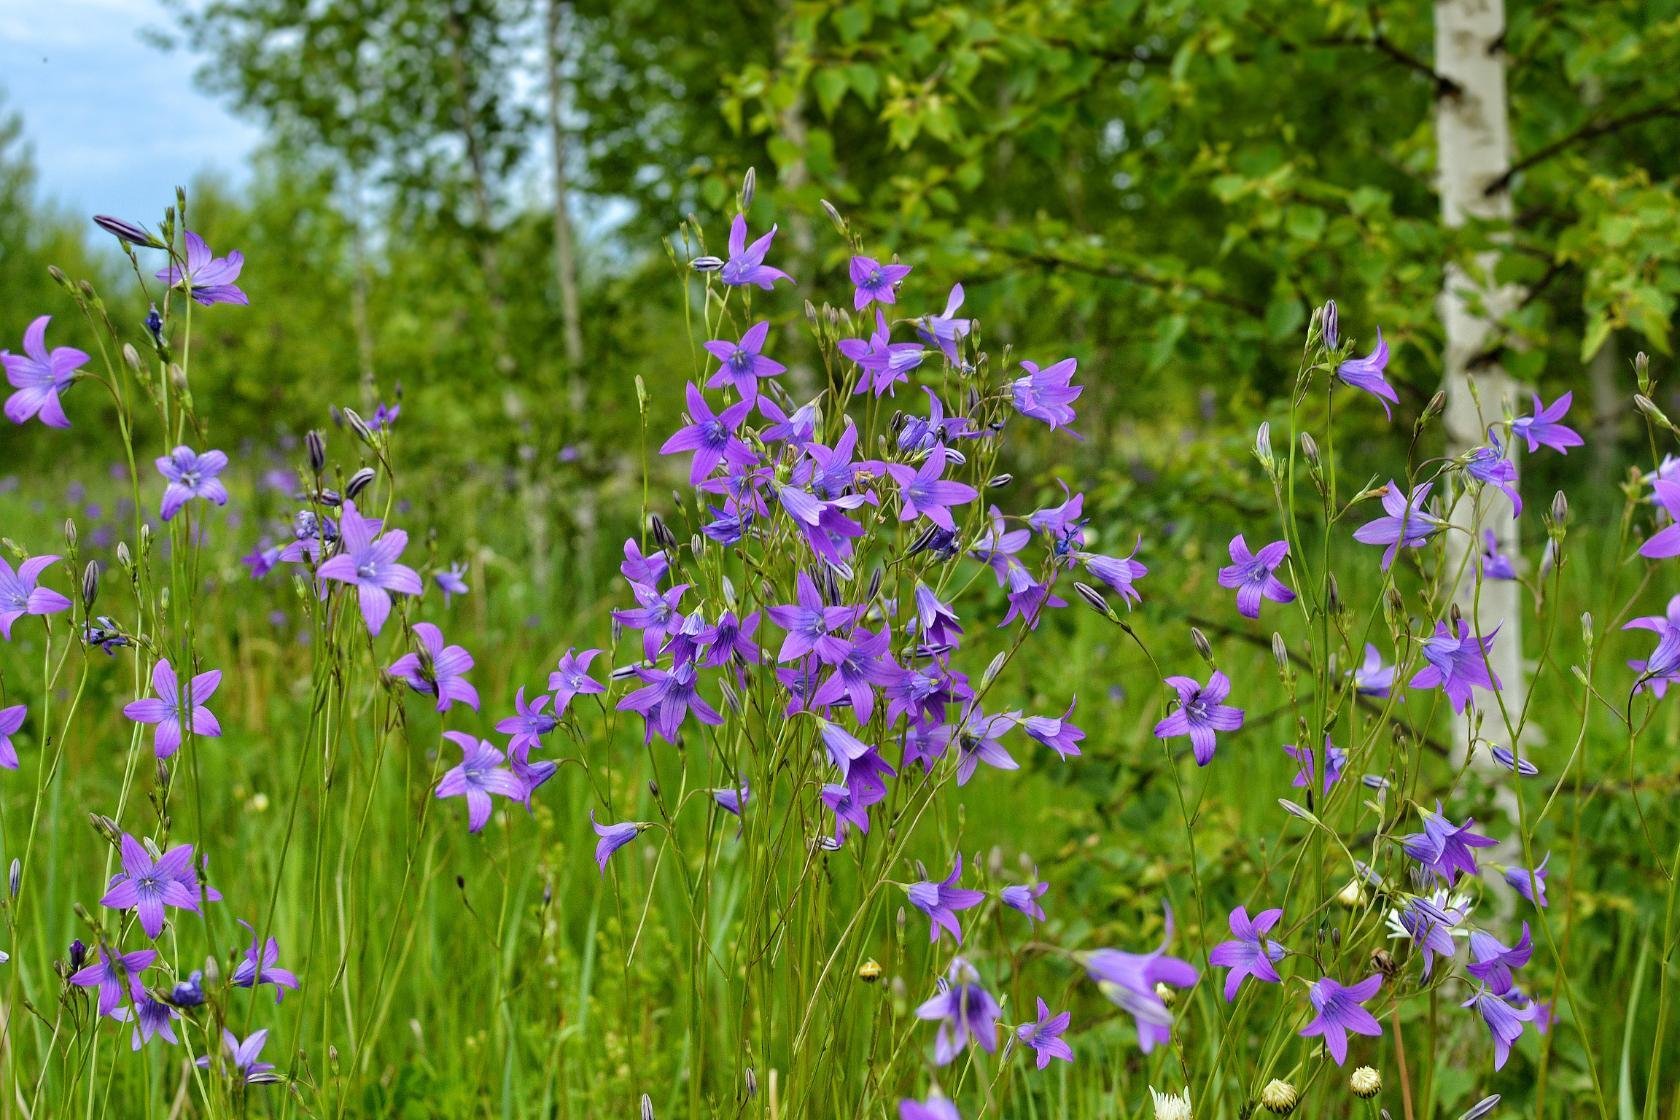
[[100, 834, 201, 938], [119, 991, 180, 1050], [435, 563, 469, 604], [1334, 329, 1397, 418], [0, 704, 22, 770], [388, 622, 479, 712], [1299, 975, 1383, 1065], [615, 661, 723, 744], [1353, 481, 1443, 570], [840, 310, 924, 397], [231, 919, 301, 1002], [1467, 923, 1532, 995], [1352, 643, 1394, 697], [0, 554, 72, 638], [316, 500, 422, 636], [1078, 541, 1148, 607], [1463, 986, 1544, 1069], [1509, 391, 1582, 454], [1283, 737, 1346, 794], [1152, 671, 1245, 765], [197, 1029, 277, 1083], [1481, 529, 1517, 580], [1015, 997, 1074, 1069], [70, 946, 157, 1016], [122, 658, 222, 759], [767, 572, 861, 663], [1403, 803, 1497, 883], [155, 446, 229, 520], [1021, 700, 1084, 759], [905, 854, 986, 944], [1217, 535, 1295, 618], [590, 811, 646, 873], [1504, 854, 1550, 907], [1000, 870, 1048, 922], [1085, 908, 1198, 1053], [719, 215, 791, 289], [613, 581, 689, 661], [661, 383, 756, 484], [1010, 358, 1082, 434], [497, 687, 558, 755], [549, 647, 606, 712], [1396, 894, 1462, 980], [914, 957, 1000, 1065], [891, 448, 978, 532], [436, 733, 526, 833], [899, 1098, 961, 1120], [955, 708, 1020, 785], [917, 284, 972, 365], [1208, 905, 1285, 1001], [4, 315, 86, 428], [156, 230, 248, 306], [1638, 480, 1680, 558], [849, 254, 911, 309], [1409, 619, 1501, 713], [1464, 432, 1521, 515], [705, 321, 784, 399]]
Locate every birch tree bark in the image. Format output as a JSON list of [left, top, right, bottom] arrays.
[[1435, 0, 1524, 757]]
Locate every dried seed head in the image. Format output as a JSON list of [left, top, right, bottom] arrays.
[[1349, 1066, 1381, 1099], [1370, 947, 1398, 978], [857, 959, 883, 983], [1260, 1078, 1299, 1114]]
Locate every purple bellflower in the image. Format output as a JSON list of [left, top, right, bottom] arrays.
[[119, 990, 180, 1050], [915, 957, 1001, 1065], [1209, 906, 1286, 1001], [917, 284, 972, 364], [840, 310, 925, 397], [1016, 997, 1074, 1069], [1000, 871, 1049, 922], [768, 572, 861, 663], [1481, 529, 1518, 580], [1299, 975, 1383, 1065], [1217, 535, 1294, 618], [388, 622, 480, 712], [591, 811, 646, 873], [1465, 432, 1521, 515], [1283, 737, 1346, 794], [849, 254, 912, 309], [1352, 643, 1394, 697], [1639, 480, 1680, 558], [1152, 671, 1245, 765], [549, 647, 606, 712], [660, 383, 756, 484], [4, 315, 86, 428], [122, 659, 221, 759], [1397, 894, 1462, 980], [905, 854, 986, 945], [231, 919, 301, 1002], [1085, 908, 1198, 1053], [1409, 619, 1501, 713], [0, 554, 71, 638], [1010, 357, 1082, 434], [1402, 803, 1498, 883], [100, 834, 200, 939], [705, 321, 784, 399], [156, 446, 229, 521], [1463, 986, 1544, 1070], [615, 661, 723, 744], [197, 1029, 277, 1083], [497, 687, 558, 755], [1334, 329, 1398, 418], [719, 215, 791, 290], [435, 563, 469, 604], [70, 946, 157, 1017], [1510, 391, 1582, 454], [435, 733, 526, 833], [1353, 481, 1443, 570], [1021, 700, 1083, 759], [892, 448, 979, 532], [1504, 854, 1550, 907], [0, 704, 22, 770], [1467, 923, 1532, 996], [316, 500, 422, 636], [899, 1098, 961, 1120], [157, 230, 248, 306]]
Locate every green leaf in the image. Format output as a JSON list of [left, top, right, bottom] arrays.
[[832, 4, 871, 44], [846, 63, 880, 107], [812, 69, 848, 118]]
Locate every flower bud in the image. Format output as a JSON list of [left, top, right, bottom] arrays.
[[820, 198, 848, 237], [688, 255, 725, 273], [342, 407, 376, 447], [650, 515, 678, 552], [739, 166, 756, 212], [1074, 581, 1117, 621], [1460, 1095, 1500, 1120], [1254, 421, 1274, 474], [1299, 431, 1320, 469], [986, 473, 1013, 489], [8, 857, 19, 898], [1350, 1066, 1381, 1099], [1581, 611, 1595, 653], [1635, 393, 1675, 433], [63, 519, 77, 554], [641, 1092, 654, 1120], [93, 215, 164, 248], [121, 343, 141, 372], [1636, 351, 1652, 395], [1321, 299, 1338, 350], [1260, 1078, 1299, 1114], [1550, 489, 1568, 527], [1190, 627, 1214, 665], [744, 1067, 757, 1098], [345, 467, 377, 501], [306, 430, 326, 474], [81, 561, 99, 610]]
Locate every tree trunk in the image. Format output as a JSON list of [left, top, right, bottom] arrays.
[[1435, 0, 1523, 758], [545, 0, 585, 392]]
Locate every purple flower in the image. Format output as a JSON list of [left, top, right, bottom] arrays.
[[156, 230, 248, 306], [613, 581, 689, 661], [1334, 329, 1397, 418], [1463, 986, 1544, 1070], [712, 781, 749, 817], [1209, 905, 1285, 1001], [1504, 854, 1549, 908], [231, 919, 300, 1002], [1000, 870, 1048, 922], [590, 811, 646, 873], [1409, 619, 1501, 713], [4, 315, 85, 428], [0, 704, 23, 770], [912, 582, 963, 649], [1010, 357, 1082, 434], [1510, 391, 1582, 454], [435, 733, 527, 833], [850, 254, 912, 309], [155, 446, 229, 521], [955, 708, 1020, 785], [1077, 541, 1148, 607], [899, 1096, 961, 1120], [1020, 700, 1084, 760], [1467, 923, 1532, 995], [767, 572, 861, 663], [388, 622, 479, 712], [496, 687, 558, 755], [1481, 529, 1518, 580], [810, 626, 899, 722], [316, 500, 422, 636], [0, 554, 71, 638], [1397, 894, 1462, 980], [1217, 535, 1294, 618], [916, 284, 972, 364], [1465, 432, 1521, 515], [905, 854, 986, 944], [197, 1029, 277, 1083], [435, 562, 469, 604], [70, 945, 157, 1016], [719, 215, 791, 290], [1299, 975, 1383, 1065], [1283, 737, 1345, 794], [820, 780, 885, 844], [619, 539, 668, 588], [119, 990, 180, 1050], [369, 402, 400, 430], [1353, 480, 1443, 570], [1085, 908, 1199, 1053], [840, 310, 924, 397], [1152, 671, 1245, 765], [891, 448, 977, 532], [549, 647, 606, 712], [100, 834, 201, 939], [914, 957, 1000, 1064], [1639, 480, 1680, 558], [615, 661, 723, 744], [704, 321, 784, 399], [1402, 803, 1497, 883], [1016, 997, 1074, 1069], [122, 659, 222, 759], [1352, 643, 1394, 697], [1489, 743, 1538, 776], [659, 383, 756, 484]]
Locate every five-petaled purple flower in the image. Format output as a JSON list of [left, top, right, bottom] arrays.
[[435, 563, 469, 604], [1639, 480, 1680, 559], [1353, 481, 1443, 570], [1300, 974, 1383, 1065], [70, 945, 157, 1016], [197, 1029, 277, 1083], [316, 500, 422, 636], [0, 704, 23, 770], [1463, 986, 1544, 1070], [1409, 619, 1501, 713], [590, 811, 646, 873], [892, 448, 978, 532], [660, 383, 756, 484], [719, 215, 791, 290], [435, 732, 526, 833], [549, 647, 606, 712], [1000, 869, 1049, 922], [1352, 643, 1394, 697], [1010, 357, 1082, 434], [1467, 923, 1531, 996], [849, 254, 912, 309], [122, 658, 222, 759], [497, 687, 558, 755], [1153, 671, 1245, 766], [1209, 906, 1286, 1001], [231, 919, 301, 1002], [615, 661, 723, 744], [1085, 907, 1198, 1053], [0, 554, 71, 638], [4, 315, 85, 428], [914, 957, 1000, 1065], [1509, 391, 1581, 454], [840, 310, 924, 397], [156, 230, 248, 306], [1504, 855, 1549, 907], [705, 321, 784, 399], [905, 854, 986, 944], [1015, 997, 1074, 1069], [100, 834, 201, 938], [1402, 803, 1497, 883], [156, 446, 229, 521], [917, 284, 972, 365], [1334, 328, 1397, 418], [388, 622, 480, 712], [1217, 535, 1294, 618], [1465, 432, 1521, 516]]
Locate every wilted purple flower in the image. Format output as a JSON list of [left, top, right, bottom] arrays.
[[435, 733, 526, 833], [768, 572, 861, 663], [549, 647, 606, 712], [1504, 854, 1549, 908], [119, 990, 180, 1050], [316, 500, 422, 635], [1334, 329, 1397, 418], [1353, 481, 1443, 570], [1016, 997, 1074, 1069], [840, 310, 924, 397], [1153, 671, 1244, 765], [4, 315, 85, 428], [1639, 480, 1680, 559], [905, 854, 986, 944], [1352, 643, 1394, 697], [1085, 907, 1198, 1052], [155, 446, 229, 521], [435, 563, 469, 604], [616, 661, 723, 744], [1000, 870, 1048, 922], [899, 1097, 961, 1120], [100, 834, 200, 938], [0, 704, 22, 770], [1463, 986, 1544, 1070], [0, 554, 71, 638], [1010, 358, 1082, 434], [705, 321, 784, 399], [1397, 894, 1462, 980], [1218, 535, 1294, 618], [231, 919, 300, 1002], [849, 254, 912, 309], [70, 946, 157, 1016], [917, 284, 972, 364], [197, 1029, 276, 1083], [496, 687, 557, 755], [590, 811, 646, 873], [1283, 737, 1345, 794], [1481, 529, 1517, 580], [1465, 432, 1521, 515], [1510, 391, 1581, 454], [388, 622, 479, 712], [1409, 619, 1501, 713], [1300, 975, 1383, 1065], [1403, 803, 1497, 883], [915, 957, 1000, 1064], [156, 230, 248, 306], [1209, 905, 1285, 1001], [719, 215, 791, 290], [122, 659, 221, 759], [1077, 541, 1148, 607], [1467, 923, 1531, 996], [660, 383, 756, 484]]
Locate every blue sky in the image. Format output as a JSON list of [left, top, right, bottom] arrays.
[[0, 0, 259, 219]]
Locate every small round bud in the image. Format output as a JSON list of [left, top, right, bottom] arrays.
[[81, 561, 99, 610], [1350, 1066, 1381, 1099], [1260, 1078, 1299, 1114], [857, 958, 883, 983], [345, 466, 377, 501], [1550, 489, 1569, 526], [744, 1067, 757, 1098]]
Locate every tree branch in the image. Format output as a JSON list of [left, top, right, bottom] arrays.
[[980, 242, 1265, 316], [1485, 103, 1680, 196]]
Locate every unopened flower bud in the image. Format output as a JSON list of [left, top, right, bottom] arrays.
[[345, 467, 377, 501], [1581, 611, 1595, 653], [342, 406, 376, 446], [641, 1092, 654, 1120], [1550, 489, 1568, 527], [1190, 627, 1214, 665], [1635, 393, 1675, 433], [1299, 432, 1320, 468], [739, 166, 756, 211], [1350, 1066, 1381, 1099], [121, 343, 141, 372], [8, 857, 19, 898], [689, 255, 724, 273], [650, 515, 678, 552], [744, 1067, 757, 1098], [306, 430, 326, 474], [81, 561, 98, 609], [1254, 421, 1274, 473], [1260, 1078, 1299, 1114], [94, 214, 162, 248], [1321, 299, 1338, 350], [1636, 351, 1652, 395], [1074, 581, 1116, 620], [987, 473, 1013, 489], [88, 813, 121, 845], [820, 198, 847, 236], [1460, 1095, 1500, 1120], [1271, 632, 1290, 672]]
